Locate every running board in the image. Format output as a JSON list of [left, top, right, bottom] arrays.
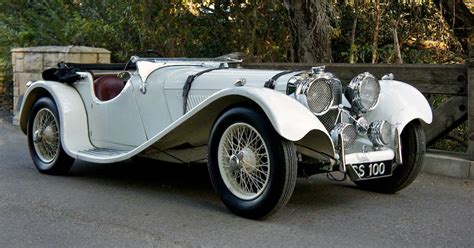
[[76, 147, 133, 163]]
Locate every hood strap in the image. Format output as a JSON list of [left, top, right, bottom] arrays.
[[263, 70, 297, 89], [182, 65, 228, 114]]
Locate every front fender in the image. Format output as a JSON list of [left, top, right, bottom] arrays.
[[232, 88, 329, 141], [365, 80, 432, 131], [152, 87, 335, 157], [19, 81, 92, 158]]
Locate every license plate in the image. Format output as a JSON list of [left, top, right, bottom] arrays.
[[347, 160, 392, 181]]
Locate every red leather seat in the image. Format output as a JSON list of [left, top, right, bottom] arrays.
[[94, 75, 125, 101]]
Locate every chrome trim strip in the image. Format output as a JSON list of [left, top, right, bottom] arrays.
[[395, 127, 403, 165], [338, 133, 346, 173]]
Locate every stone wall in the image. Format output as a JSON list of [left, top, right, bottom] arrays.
[[11, 46, 111, 124]]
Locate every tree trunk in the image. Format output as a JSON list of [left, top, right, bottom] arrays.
[[250, 0, 258, 56], [433, 0, 474, 54], [392, 19, 403, 64], [371, 0, 381, 64], [350, 16, 358, 64], [283, 0, 335, 63]]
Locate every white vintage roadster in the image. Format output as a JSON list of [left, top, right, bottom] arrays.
[[19, 56, 432, 219]]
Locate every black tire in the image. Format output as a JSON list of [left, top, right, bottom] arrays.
[[208, 106, 297, 219], [27, 97, 74, 175], [354, 120, 425, 193]]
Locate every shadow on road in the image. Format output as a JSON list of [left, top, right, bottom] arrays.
[[65, 157, 361, 218], [67, 159, 230, 213]]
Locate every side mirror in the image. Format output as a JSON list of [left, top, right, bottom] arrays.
[[117, 71, 131, 82]]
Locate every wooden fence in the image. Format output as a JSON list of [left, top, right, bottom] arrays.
[[242, 62, 474, 159]]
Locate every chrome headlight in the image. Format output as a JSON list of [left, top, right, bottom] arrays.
[[368, 120, 391, 146], [345, 72, 380, 113], [295, 77, 334, 116], [330, 123, 357, 150]]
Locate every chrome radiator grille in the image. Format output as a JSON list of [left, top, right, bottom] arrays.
[[306, 79, 333, 114], [319, 80, 342, 131]]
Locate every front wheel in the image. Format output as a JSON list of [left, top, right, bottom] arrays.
[[27, 97, 74, 175], [354, 120, 426, 193], [208, 107, 297, 219]]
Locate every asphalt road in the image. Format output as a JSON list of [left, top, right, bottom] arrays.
[[0, 112, 473, 247]]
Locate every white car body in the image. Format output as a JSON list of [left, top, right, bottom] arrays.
[[18, 57, 432, 218], [19, 59, 431, 164]]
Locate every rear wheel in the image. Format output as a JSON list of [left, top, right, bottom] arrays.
[[208, 107, 297, 219], [27, 97, 74, 175], [354, 120, 425, 193]]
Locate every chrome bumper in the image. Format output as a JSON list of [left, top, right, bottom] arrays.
[[338, 127, 402, 173]]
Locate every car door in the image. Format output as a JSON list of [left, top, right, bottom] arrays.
[[129, 70, 174, 139]]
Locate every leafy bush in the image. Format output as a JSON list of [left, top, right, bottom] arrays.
[[0, 1, 464, 64], [0, 1, 467, 151], [0, 1, 290, 62]]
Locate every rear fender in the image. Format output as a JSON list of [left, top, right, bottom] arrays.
[[19, 81, 92, 158]]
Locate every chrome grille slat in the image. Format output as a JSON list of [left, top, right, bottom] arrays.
[[319, 109, 339, 130], [319, 80, 342, 131], [331, 79, 342, 105]]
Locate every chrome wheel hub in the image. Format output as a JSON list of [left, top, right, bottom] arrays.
[[240, 148, 258, 173], [43, 126, 55, 143], [33, 130, 42, 143], [229, 153, 241, 171], [228, 148, 258, 173]]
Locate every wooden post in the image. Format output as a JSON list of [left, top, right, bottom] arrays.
[[467, 32, 474, 160]]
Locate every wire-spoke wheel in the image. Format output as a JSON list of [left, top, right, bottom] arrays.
[[32, 108, 60, 164], [27, 97, 74, 175], [218, 123, 270, 200], [208, 106, 297, 219]]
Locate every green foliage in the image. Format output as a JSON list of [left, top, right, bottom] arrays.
[[0, 1, 289, 62], [0, 1, 465, 64], [332, 3, 464, 64]]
